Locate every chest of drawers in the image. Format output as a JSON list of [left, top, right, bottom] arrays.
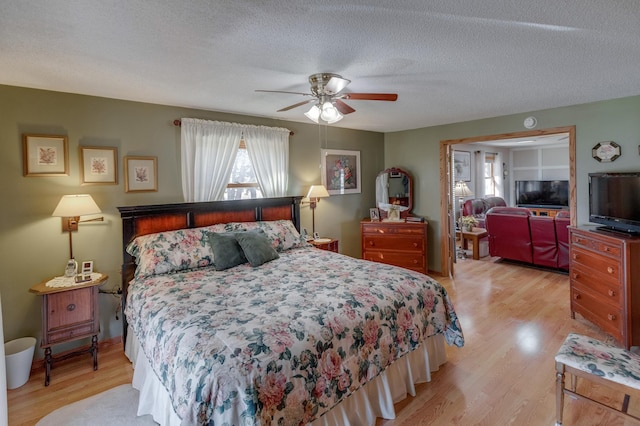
[[569, 226, 640, 349], [361, 219, 428, 274]]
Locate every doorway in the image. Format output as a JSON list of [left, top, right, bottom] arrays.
[[439, 126, 576, 277]]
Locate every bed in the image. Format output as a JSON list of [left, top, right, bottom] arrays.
[[118, 196, 464, 425]]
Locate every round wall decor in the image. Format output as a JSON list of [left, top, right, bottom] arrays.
[[592, 141, 621, 162], [523, 116, 537, 129]]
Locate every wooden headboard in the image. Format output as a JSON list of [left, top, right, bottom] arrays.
[[117, 196, 302, 344]]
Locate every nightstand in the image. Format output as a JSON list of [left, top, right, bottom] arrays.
[[29, 273, 107, 386], [310, 238, 339, 253]]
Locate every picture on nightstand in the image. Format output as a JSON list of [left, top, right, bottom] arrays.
[[81, 260, 93, 274], [369, 207, 380, 221]]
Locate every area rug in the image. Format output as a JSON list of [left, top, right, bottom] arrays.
[[36, 384, 156, 425]]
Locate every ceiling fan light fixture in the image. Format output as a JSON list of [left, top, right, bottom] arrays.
[[304, 105, 320, 123], [320, 102, 343, 123]]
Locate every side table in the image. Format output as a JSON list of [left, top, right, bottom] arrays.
[[456, 228, 489, 260], [29, 273, 107, 386], [310, 238, 339, 253]]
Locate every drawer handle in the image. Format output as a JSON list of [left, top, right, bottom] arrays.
[[607, 266, 614, 274], [604, 246, 611, 252], [608, 314, 616, 321], [413, 242, 418, 247], [369, 241, 375, 246], [413, 259, 418, 264], [67, 303, 76, 312], [573, 294, 581, 300], [571, 272, 579, 279], [608, 290, 616, 297], [572, 253, 578, 260]]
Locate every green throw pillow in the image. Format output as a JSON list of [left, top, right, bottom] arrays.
[[209, 232, 247, 271], [235, 229, 280, 267]]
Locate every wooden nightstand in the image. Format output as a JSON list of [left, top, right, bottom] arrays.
[[310, 238, 339, 253], [29, 273, 107, 386]]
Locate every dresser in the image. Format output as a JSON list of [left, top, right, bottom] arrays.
[[361, 219, 428, 274], [569, 226, 640, 349]]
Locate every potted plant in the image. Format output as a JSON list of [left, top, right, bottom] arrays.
[[460, 215, 478, 232]]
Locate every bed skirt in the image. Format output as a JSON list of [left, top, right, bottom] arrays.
[[125, 328, 447, 425]]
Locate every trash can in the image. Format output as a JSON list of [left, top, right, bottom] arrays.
[[4, 337, 36, 389]]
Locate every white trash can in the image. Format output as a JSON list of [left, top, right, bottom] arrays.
[[4, 337, 36, 389]]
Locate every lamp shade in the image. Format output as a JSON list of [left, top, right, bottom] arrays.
[[454, 181, 474, 198], [52, 194, 101, 217], [306, 185, 330, 200], [304, 105, 321, 123]]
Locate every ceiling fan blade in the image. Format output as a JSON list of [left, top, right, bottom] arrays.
[[325, 76, 351, 94], [334, 99, 356, 115], [343, 93, 398, 101], [255, 90, 312, 96], [277, 99, 315, 112]]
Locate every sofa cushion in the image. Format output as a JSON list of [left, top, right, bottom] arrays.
[[530, 216, 559, 268], [485, 207, 534, 263], [555, 210, 571, 270]]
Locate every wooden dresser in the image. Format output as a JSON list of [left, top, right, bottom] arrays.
[[569, 226, 640, 349], [361, 219, 428, 274]]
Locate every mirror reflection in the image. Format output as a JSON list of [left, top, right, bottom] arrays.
[[375, 167, 413, 217]]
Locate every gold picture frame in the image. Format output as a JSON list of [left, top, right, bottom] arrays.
[[80, 146, 118, 185], [125, 156, 158, 192], [23, 134, 69, 176]]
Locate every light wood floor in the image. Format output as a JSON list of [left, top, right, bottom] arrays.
[[8, 256, 640, 425]]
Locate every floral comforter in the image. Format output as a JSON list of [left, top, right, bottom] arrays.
[[125, 246, 464, 425]]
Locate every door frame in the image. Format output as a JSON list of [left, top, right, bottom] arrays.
[[438, 125, 576, 276]]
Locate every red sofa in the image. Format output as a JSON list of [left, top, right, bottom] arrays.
[[462, 196, 507, 228], [485, 206, 569, 270]]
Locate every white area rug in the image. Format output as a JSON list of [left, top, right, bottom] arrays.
[[36, 384, 157, 425]]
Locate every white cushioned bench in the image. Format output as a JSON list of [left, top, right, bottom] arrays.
[[555, 333, 640, 425]]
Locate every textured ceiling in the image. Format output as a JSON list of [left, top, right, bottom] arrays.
[[2, 1, 640, 132]]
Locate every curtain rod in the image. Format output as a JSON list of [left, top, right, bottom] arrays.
[[173, 119, 294, 136]]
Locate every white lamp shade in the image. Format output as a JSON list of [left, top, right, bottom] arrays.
[[306, 185, 330, 199], [454, 182, 474, 198], [52, 194, 101, 217], [304, 105, 320, 123], [320, 102, 343, 123]]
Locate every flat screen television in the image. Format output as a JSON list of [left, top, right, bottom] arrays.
[[515, 180, 569, 208], [589, 172, 640, 234]]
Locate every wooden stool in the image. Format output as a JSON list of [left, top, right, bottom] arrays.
[[555, 333, 640, 425]]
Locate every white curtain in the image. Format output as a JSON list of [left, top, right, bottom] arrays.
[[474, 150, 485, 198], [375, 173, 389, 208], [243, 125, 290, 198], [181, 118, 242, 202], [494, 152, 504, 198]]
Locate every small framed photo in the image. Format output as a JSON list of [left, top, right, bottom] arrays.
[[23, 134, 69, 176], [80, 146, 118, 185], [369, 207, 380, 221], [81, 261, 93, 275], [125, 156, 158, 192]]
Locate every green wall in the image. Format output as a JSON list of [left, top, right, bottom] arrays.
[[0, 85, 383, 352], [385, 95, 640, 272]]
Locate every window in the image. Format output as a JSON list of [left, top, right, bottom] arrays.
[[484, 153, 496, 196], [223, 140, 262, 200]]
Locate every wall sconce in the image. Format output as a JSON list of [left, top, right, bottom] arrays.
[[302, 185, 330, 236], [52, 194, 103, 259]]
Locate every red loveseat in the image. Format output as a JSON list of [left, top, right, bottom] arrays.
[[462, 196, 507, 228], [485, 206, 569, 270]]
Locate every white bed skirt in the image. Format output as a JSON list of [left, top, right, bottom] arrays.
[[125, 328, 447, 425]]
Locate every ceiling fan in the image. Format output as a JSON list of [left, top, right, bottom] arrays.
[[256, 73, 398, 124]]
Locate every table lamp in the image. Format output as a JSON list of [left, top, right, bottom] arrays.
[[52, 194, 103, 261]]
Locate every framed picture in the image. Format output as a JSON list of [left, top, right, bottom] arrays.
[[81, 260, 93, 274], [22, 134, 69, 176], [369, 207, 380, 221], [80, 146, 118, 184], [321, 149, 361, 195], [453, 150, 471, 182], [125, 156, 158, 192]]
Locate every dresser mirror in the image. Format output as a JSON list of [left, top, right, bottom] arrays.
[[375, 167, 413, 217]]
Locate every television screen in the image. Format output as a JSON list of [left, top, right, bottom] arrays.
[[589, 173, 640, 234], [515, 180, 569, 207]]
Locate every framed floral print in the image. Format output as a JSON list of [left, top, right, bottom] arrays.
[[125, 156, 158, 192], [22, 134, 69, 176], [321, 149, 361, 195], [80, 146, 118, 184]]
